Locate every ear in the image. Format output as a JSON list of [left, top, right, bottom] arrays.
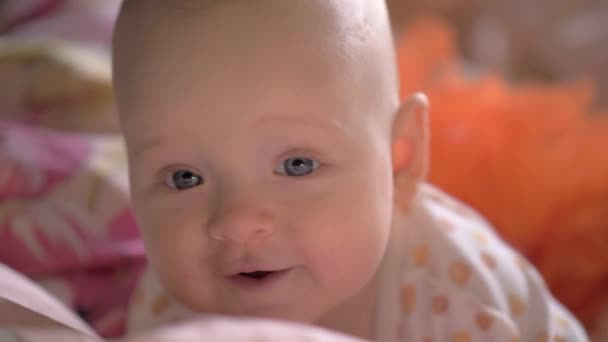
[[391, 92, 429, 211]]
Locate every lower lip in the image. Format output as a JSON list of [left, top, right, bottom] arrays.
[[227, 268, 292, 291]]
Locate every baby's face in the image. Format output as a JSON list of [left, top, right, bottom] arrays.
[[115, 0, 400, 324]]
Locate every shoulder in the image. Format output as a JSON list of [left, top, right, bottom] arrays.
[[393, 184, 588, 341]]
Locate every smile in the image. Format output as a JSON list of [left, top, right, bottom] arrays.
[[240, 271, 273, 279], [227, 268, 292, 291]]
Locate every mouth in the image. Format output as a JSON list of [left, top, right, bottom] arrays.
[[239, 271, 274, 279], [227, 268, 292, 290]]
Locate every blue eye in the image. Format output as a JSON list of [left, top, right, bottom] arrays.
[[166, 169, 203, 190], [275, 157, 319, 177]]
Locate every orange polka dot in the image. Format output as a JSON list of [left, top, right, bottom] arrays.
[[401, 285, 416, 314], [556, 314, 569, 329], [412, 244, 430, 267], [152, 293, 171, 315], [472, 230, 489, 244], [535, 331, 549, 342], [508, 294, 527, 316], [432, 295, 449, 314], [475, 312, 494, 331], [449, 261, 472, 286], [452, 331, 471, 342], [480, 252, 497, 270], [511, 335, 521, 342]]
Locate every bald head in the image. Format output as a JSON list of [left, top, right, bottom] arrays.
[[112, 0, 399, 132], [114, 0, 392, 54]]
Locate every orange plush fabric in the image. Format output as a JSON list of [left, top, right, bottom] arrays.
[[396, 16, 608, 331]]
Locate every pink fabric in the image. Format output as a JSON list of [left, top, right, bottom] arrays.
[[0, 0, 121, 48], [0, 120, 145, 338], [0, 0, 65, 34]]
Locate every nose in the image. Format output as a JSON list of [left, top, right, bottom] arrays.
[[207, 191, 276, 244]]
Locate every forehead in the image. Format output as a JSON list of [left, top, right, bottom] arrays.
[[114, 0, 395, 137]]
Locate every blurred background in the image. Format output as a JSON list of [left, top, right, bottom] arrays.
[[0, 0, 607, 340]]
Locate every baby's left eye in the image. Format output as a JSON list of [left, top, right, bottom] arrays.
[[165, 169, 203, 190], [274, 157, 320, 177]]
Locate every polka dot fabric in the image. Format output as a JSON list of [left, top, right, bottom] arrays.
[[126, 184, 588, 341], [390, 184, 588, 341]]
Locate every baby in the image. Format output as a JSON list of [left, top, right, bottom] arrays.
[[112, 0, 588, 341]]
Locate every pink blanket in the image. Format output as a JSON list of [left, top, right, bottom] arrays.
[[0, 120, 145, 338]]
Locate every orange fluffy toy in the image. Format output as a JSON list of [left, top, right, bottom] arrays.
[[395, 16, 608, 333]]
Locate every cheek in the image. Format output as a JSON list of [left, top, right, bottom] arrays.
[[297, 156, 393, 284], [131, 192, 209, 284]]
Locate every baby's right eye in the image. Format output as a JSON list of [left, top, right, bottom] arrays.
[[165, 169, 203, 190]]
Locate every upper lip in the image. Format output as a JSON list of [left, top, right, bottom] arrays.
[[222, 260, 291, 277]]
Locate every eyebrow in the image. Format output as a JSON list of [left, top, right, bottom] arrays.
[[251, 115, 354, 139], [131, 115, 353, 160], [131, 136, 166, 160]]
